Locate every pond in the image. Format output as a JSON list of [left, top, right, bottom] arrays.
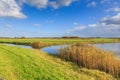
[[94, 43, 120, 56], [41, 43, 120, 55], [4, 43, 67, 54], [3, 43, 120, 56], [41, 45, 68, 54]]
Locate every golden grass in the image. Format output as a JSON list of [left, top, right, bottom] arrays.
[[30, 42, 48, 49], [59, 43, 120, 77], [30, 41, 66, 49]]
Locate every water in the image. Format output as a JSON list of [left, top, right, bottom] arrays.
[[94, 43, 120, 56], [4, 43, 32, 49], [42, 43, 120, 55], [41, 45, 68, 54], [3, 43, 120, 56], [4, 43, 67, 54]]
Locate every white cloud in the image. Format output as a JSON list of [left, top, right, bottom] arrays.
[[88, 24, 98, 28], [93, 13, 120, 29], [33, 23, 41, 27], [0, 0, 77, 19], [4, 24, 12, 28], [67, 25, 86, 33], [19, 0, 76, 9], [100, 0, 109, 4], [0, 0, 26, 19], [87, 1, 97, 7], [19, 0, 48, 8], [73, 22, 79, 25], [101, 13, 120, 25], [49, 0, 76, 9], [74, 26, 86, 30], [67, 13, 120, 37], [105, 7, 120, 12]]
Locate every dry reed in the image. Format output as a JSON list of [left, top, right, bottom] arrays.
[[59, 43, 120, 77]]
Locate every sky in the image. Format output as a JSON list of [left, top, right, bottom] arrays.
[[0, 0, 120, 37]]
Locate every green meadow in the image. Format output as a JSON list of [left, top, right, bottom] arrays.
[[0, 38, 119, 45]]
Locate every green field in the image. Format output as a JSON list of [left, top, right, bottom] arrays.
[[0, 38, 120, 80], [0, 38, 120, 45]]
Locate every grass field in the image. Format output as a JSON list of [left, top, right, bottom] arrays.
[[0, 38, 120, 46], [0, 44, 115, 80]]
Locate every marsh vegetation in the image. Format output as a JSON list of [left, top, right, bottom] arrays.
[[59, 43, 120, 78]]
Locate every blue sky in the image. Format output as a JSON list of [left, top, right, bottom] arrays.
[[0, 0, 120, 37]]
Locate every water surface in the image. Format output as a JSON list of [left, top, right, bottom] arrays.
[[94, 43, 120, 56], [41, 45, 68, 54], [3, 43, 120, 56], [4, 43, 32, 49]]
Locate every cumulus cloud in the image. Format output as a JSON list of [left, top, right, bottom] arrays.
[[68, 13, 120, 37], [19, 0, 76, 9], [49, 0, 76, 9], [88, 24, 98, 28], [0, 0, 76, 19], [19, 0, 48, 8], [101, 13, 120, 25], [105, 7, 120, 12], [0, 0, 26, 19], [87, 1, 97, 7]]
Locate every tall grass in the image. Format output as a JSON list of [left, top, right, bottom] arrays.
[[31, 41, 67, 49], [59, 43, 120, 77], [31, 42, 49, 49]]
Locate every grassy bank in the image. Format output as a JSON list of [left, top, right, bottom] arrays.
[[59, 43, 120, 78], [0, 44, 115, 80]]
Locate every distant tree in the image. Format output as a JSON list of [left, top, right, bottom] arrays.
[[62, 36, 69, 39], [62, 36, 79, 39], [21, 36, 26, 39], [69, 36, 79, 38]]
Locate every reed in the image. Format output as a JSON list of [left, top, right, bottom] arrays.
[[59, 43, 120, 77], [30, 41, 66, 49], [31, 42, 49, 49]]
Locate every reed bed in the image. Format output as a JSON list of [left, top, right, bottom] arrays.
[[59, 43, 120, 77], [30, 41, 66, 49], [31, 42, 51, 49]]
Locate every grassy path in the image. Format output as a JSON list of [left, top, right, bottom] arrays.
[[0, 44, 115, 80]]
